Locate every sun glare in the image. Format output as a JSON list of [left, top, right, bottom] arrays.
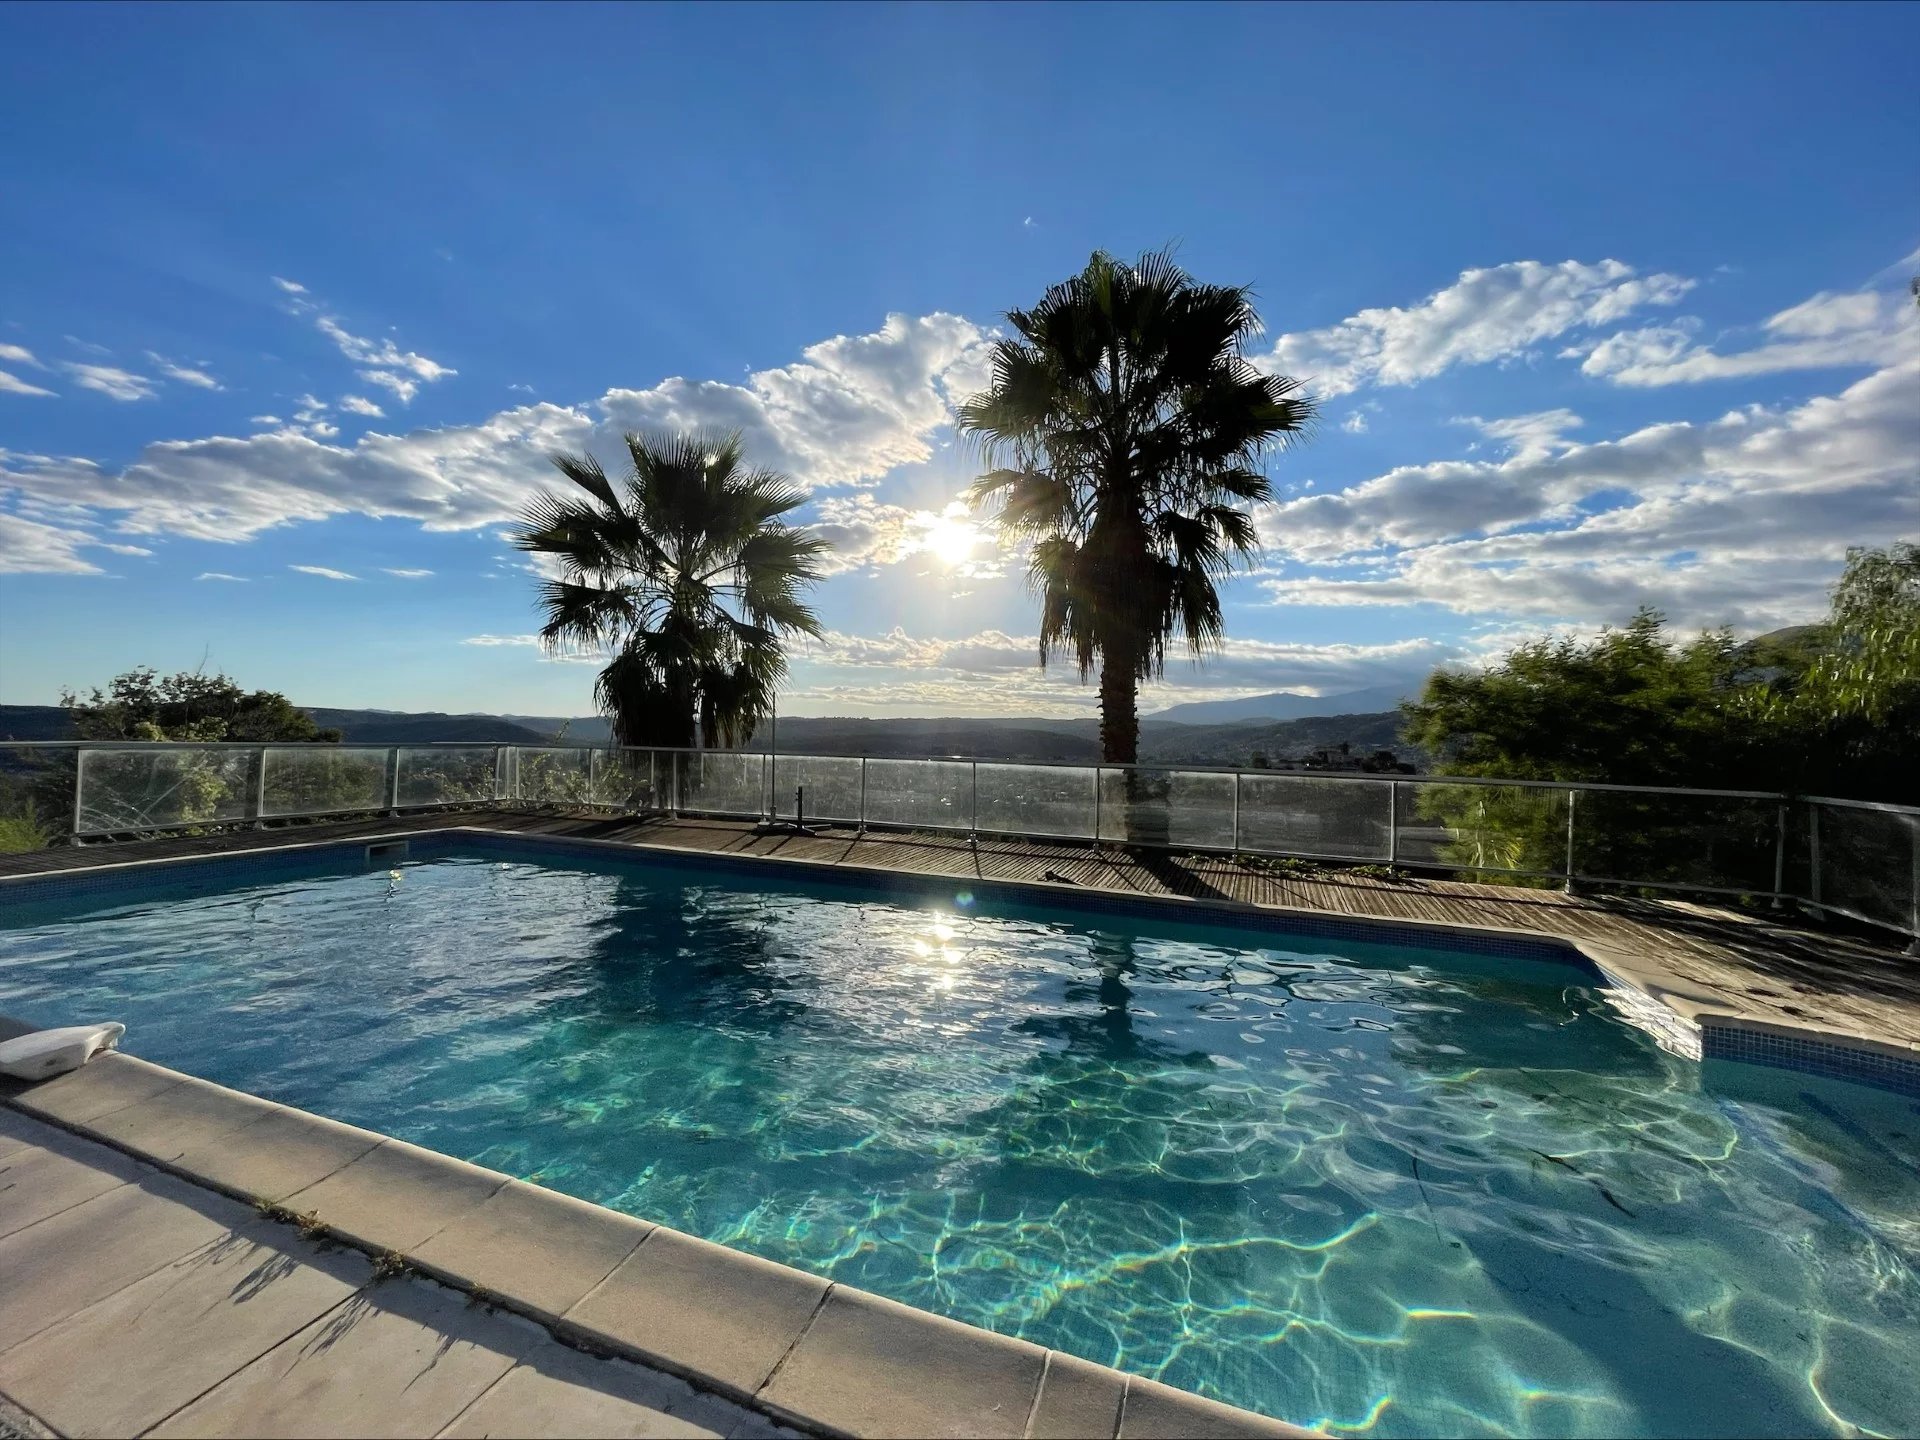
[[921, 514, 980, 568]]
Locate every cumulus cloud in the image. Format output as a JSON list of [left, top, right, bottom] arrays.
[[1575, 288, 1915, 385], [1261, 352, 1920, 632], [338, 395, 385, 417], [382, 567, 432, 578], [271, 277, 308, 295], [61, 363, 157, 401], [602, 312, 990, 489], [145, 353, 222, 390], [289, 564, 357, 580], [1263, 259, 1694, 397], [0, 313, 991, 549], [0, 343, 44, 368], [802, 493, 1001, 577]]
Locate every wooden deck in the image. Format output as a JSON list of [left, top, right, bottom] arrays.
[[4, 808, 1917, 1049]]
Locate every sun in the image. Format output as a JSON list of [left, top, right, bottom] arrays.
[[921, 514, 980, 568]]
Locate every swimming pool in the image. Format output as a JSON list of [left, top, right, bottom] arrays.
[[2, 837, 1915, 1437]]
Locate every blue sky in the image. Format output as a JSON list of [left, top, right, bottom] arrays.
[[2, 1, 1915, 717]]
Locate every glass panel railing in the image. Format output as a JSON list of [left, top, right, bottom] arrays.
[[513, 747, 594, 806], [1395, 780, 1569, 881], [0, 743, 75, 850], [259, 746, 389, 819], [591, 749, 658, 811], [75, 746, 256, 835], [765, 754, 863, 824], [864, 758, 971, 831], [1097, 767, 1235, 848], [676, 752, 767, 818], [1571, 790, 1780, 895], [1238, 773, 1392, 861], [396, 747, 500, 808], [1811, 802, 1918, 935], [975, 762, 1096, 839]]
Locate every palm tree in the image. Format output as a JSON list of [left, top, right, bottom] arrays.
[[512, 431, 828, 749], [957, 249, 1312, 766]]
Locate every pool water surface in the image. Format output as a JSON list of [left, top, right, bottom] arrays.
[[1, 844, 1915, 1437]]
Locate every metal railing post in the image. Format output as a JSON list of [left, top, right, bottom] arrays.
[[251, 746, 269, 828], [969, 760, 978, 847], [386, 747, 402, 815], [1388, 779, 1399, 865], [858, 757, 867, 833], [70, 748, 86, 841], [1231, 770, 1241, 854], [1093, 767, 1102, 844], [1808, 803, 1822, 907], [1908, 813, 1919, 957], [670, 752, 680, 818], [1563, 788, 1578, 894], [1771, 802, 1788, 909]]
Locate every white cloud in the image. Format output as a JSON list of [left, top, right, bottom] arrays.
[[382, 567, 432, 578], [786, 628, 1458, 716], [0, 343, 45, 368], [289, 564, 356, 580], [315, 316, 453, 389], [1264, 259, 1694, 397], [356, 370, 418, 404], [271, 276, 454, 407], [0, 512, 103, 574], [1575, 288, 1914, 385], [145, 353, 222, 390], [1340, 412, 1368, 434], [802, 493, 1001, 577], [195, 571, 249, 582], [60, 363, 157, 401], [338, 395, 385, 417], [97, 542, 152, 556], [461, 633, 541, 646], [1261, 352, 1920, 633], [0, 311, 998, 554], [1455, 407, 1583, 461], [602, 312, 991, 489], [0, 370, 56, 398], [250, 414, 282, 427]]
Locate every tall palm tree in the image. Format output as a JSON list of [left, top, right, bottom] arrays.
[[957, 249, 1312, 765], [512, 431, 828, 749]]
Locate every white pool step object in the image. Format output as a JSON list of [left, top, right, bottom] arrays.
[[0, 1023, 126, 1081]]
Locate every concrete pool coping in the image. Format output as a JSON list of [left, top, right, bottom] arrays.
[[0, 1037, 1305, 1440]]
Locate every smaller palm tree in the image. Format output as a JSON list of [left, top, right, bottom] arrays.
[[513, 431, 827, 749]]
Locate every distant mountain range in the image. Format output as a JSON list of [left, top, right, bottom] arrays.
[[1145, 684, 1416, 725], [0, 702, 1418, 768]]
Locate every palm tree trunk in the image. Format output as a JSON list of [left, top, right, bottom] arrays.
[[1097, 656, 1140, 765]]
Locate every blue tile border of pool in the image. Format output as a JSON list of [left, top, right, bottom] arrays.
[[6, 822, 1919, 1100]]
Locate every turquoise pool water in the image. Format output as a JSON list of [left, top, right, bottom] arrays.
[[2, 844, 1915, 1437]]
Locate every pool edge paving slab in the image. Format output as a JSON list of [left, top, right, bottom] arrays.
[[0, 1039, 1308, 1440]]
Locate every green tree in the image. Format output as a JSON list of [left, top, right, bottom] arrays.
[[513, 431, 828, 749], [959, 249, 1312, 766], [1753, 542, 1920, 797], [60, 668, 341, 742]]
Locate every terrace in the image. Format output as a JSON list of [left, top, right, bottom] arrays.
[[1, 741, 1916, 1437]]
